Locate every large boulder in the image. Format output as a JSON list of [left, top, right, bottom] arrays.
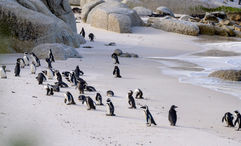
[[209, 70, 241, 81], [195, 23, 216, 35], [69, 0, 80, 6], [85, 0, 144, 33], [121, 0, 143, 8], [156, 6, 174, 17], [81, 0, 104, 22], [0, 0, 85, 53], [32, 43, 81, 60], [148, 17, 200, 36], [133, 6, 152, 16]]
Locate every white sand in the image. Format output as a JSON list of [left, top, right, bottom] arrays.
[[0, 22, 241, 146]]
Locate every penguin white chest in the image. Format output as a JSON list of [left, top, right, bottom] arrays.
[[0, 68, 7, 78]]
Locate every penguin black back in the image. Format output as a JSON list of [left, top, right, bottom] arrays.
[[168, 105, 178, 126], [222, 112, 234, 127], [14, 61, 21, 77]]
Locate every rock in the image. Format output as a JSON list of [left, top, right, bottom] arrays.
[[209, 70, 241, 81], [214, 26, 229, 36], [32, 43, 81, 60], [114, 49, 123, 55], [130, 53, 139, 58], [156, 6, 174, 17], [219, 19, 232, 26], [227, 12, 241, 21], [222, 25, 235, 36], [234, 30, 241, 38], [149, 17, 200, 36], [121, 0, 143, 8], [210, 11, 227, 19], [120, 53, 131, 57], [133, 6, 152, 16], [179, 15, 200, 22], [201, 13, 219, 24], [234, 24, 241, 32], [72, 7, 82, 13], [195, 23, 216, 35], [0, 0, 85, 53], [69, 0, 80, 6], [86, 0, 144, 33], [81, 0, 104, 22]]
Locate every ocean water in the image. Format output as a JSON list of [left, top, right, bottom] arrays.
[[151, 42, 241, 99]]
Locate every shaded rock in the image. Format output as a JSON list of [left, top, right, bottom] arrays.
[[209, 70, 241, 81], [0, 0, 84, 53], [114, 49, 123, 55], [210, 11, 227, 19], [195, 23, 215, 35], [219, 19, 232, 26], [222, 25, 235, 36], [81, 0, 104, 22], [86, 0, 144, 33], [227, 12, 241, 21], [201, 13, 219, 24], [32, 43, 81, 60], [120, 53, 131, 57], [179, 15, 200, 22], [156, 6, 174, 17], [234, 24, 241, 32], [72, 7, 82, 13], [69, 0, 80, 6], [122, 0, 143, 8], [133, 6, 152, 16], [214, 26, 229, 36], [234, 30, 241, 38], [149, 17, 200, 36]]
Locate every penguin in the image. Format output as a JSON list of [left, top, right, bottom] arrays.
[[23, 52, 29, 66], [55, 81, 68, 88], [48, 49, 55, 62], [0, 65, 7, 79], [50, 84, 60, 92], [30, 62, 36, 74], [111, 53, 119, 64], [70, 72, 78, 86], [106, 98, 115, 116], [17, 58, 25, 68], [62, 71, 70, 78], [64, 91, 76, 105], [76, 80, 86, 94], [82, 96, 96, 110], [88, 33, 94, 41], [47, 68, 54, 79], [127, 90, 136, 109], [78, 95, 86, 101], [30, 53, 40, 67], [107, 90, 114, 97], [36, 73, 46, 84], [113, 66, 121, 78], [234, 110, 241, 131], [74, 65, 84, 78], [14, 61, 21, 77], [55, 70, 62, 82], [222, 112, 234, 127], [140, 105, 157, 127], [134, 88, 144, 99], [45, 58, 52, 69], [80, 27, 85, 38], [168, 105, 178, 126], [44, 84, 54, 96], [95, 93, 103, 105], [85, 86, 96, 92]]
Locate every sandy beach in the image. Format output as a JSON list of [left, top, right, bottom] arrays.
[[0, 21, 241, 146]]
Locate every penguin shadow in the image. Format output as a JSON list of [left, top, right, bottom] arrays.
[[114, 115, 142, 121], [154, 125, 178, 130], [177, 125, 202, 131]]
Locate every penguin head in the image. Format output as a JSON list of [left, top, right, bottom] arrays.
[[171, 105, 178, 109], [106, 98, 111, 103], [234, 110, 240, 115], [2, 65, 6, 71], [128, 90, 133, 95], [140, 105, 148, 110], [24, 52, 28, 55]]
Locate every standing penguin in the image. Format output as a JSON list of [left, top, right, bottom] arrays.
[[106, 98, 115, 116], [55, 70, 62, 82], [234, 110, 241, 131], [47, 68, 54, 79], [95, 93, 103, 105], [64, 91, 76, 105], [113, 66, 121, 78], [222, 112, 234, 127], [45, 84, 54, 96], [74, 65, 84, 78], [17, 58, 25, 68], [140, 105, 157, 127], [30, 62, 36, 74], [88, 33, 94, 41], [134, 88, 144, 99], [70, 72, 78, 86], [83, 96, 96, 110], [80, 27, 85, 38], [127, 90, 136, 109], [168, 105, 178, 126], [48, 49, 55, 62], [45, 58, 52, 69], [76, 80, 86, 94], [30, 53, 41, 67], [36, 73, 46, 84], [23, 52, 29, 66], [0, 65, 7, 79], [14, 61, 21, 77], [111, 53, 119, 64]]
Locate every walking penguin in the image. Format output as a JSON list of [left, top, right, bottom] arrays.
[[140, 105, 157, 127], [168, 105, 178, 126], [106, 98, 115, 116], [222, 112, 234, 127], [234, 110, 241, 131]]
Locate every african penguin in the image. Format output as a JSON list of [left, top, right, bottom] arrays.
[[55, 70, 62, 82], [107, 90, 114, 97], [70, 71, 78, 86], [95, 93, 103, 105], [111, 53, 119, 64], [17, 58, 25, 68], [140, 105, 157, 127], [50, 84, 60, 92], [88, 33, 94, 41], [44, 84, 54, 96], [64, 91, 76, 105], [30, 62, 36, 74], [85, 85, 96, 92], [30, 53, 41, 67], [76, 81, 86, 94], [113, 66, 121, 78], [48, 49, 55, 62], [47, 68, 54, 79], [82, 96, 96, 110], [55, 81, 68, 88], [14, 61, 21, 77], [80, 27, 85, 38], [168, 105, 178, 126], [23, 52, 30, 66], [127, 90, 136, 109], [78, 95, 86, 101], [45, 58, 52, 69], [62, 71, 70, 78], [222, 112, 234, 127], [74, 65, 84, 78], [36, 73, 46, 84], [234, 110, 241, 131], [134, 88, 144, 99], [0, 65, 7, 79], [106, 98, 115, 116]]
